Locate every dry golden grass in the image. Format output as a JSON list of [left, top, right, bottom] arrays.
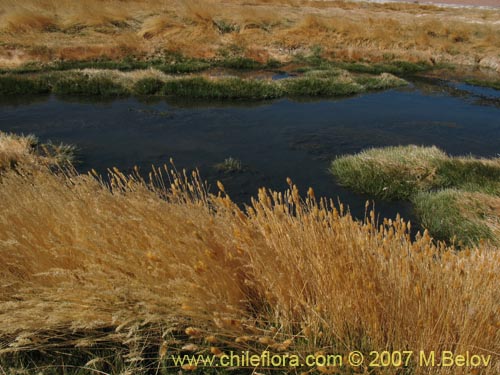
[[0, 132, 38, 169], [0, 137, 499, 373], [0, 0, 499, 69], [0, 132, 74, 170]]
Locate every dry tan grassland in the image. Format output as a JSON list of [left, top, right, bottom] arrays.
[[0, 0, 499, 72]]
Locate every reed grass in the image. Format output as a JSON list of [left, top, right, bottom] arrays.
[[0, 138, 498, 374]]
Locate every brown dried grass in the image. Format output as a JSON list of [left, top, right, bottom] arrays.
[[0, 137, 498, 373], [0, 0, 498, 68]]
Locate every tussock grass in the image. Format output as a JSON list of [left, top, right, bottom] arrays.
[[331, 145, 447, 200], [0, 144, 499, 373], [282, 70, 363, 97], [331, 145, 500, 200], [0, 132, 75, 171], [2, 10, 58, 33], [355, 72, 418, 90], [331, 145, 500, 245], [413, 189, 500, 247], [214, 157, 243, 173]]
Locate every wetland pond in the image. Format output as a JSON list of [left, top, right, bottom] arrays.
[[1, 77, 499, 228]]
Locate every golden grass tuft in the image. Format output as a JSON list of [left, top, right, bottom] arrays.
[[0, 132, 39, 168], [0, 132, 75, 171], [0, 136, 499, 373], [138, 14, 182, 40], [2, 10, 57, 33]]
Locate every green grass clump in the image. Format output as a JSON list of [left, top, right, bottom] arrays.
[[132, 78, 164, 95], [355, 73, 408, 90], [218, 57, 262, 70], [282, 70, 406, 96], [282, 70, 363, 97], [54, 58, 150, 72], [331, 146, 500, 200], [464, 78, 500, 90], [53, 74, 128, 97], [214, 157, 243, 173], [0, 75, 51, 95], [335, 61, 432, 75], [158, 59, 211, 74], [162, 77, 282, 100], [330, 145, 447, 200], [436, 158, 500, 195], [331, 145, 500, 246], [0, 132, 76, 172], [413, 189, 498, 247], [284, 77, 362, 96]]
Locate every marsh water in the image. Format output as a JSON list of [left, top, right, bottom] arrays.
[[1, 77, 499, 226]]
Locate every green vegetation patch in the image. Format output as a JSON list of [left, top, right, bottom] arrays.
[[330, 145, 500, 246], [133, 78, 165, 96], [53, 74, 128, 97], [282, 71, 363, 97], [436, 158, 500, 195], [218, 56, 262, 70], [331, 146, 500, 200], [162, 77, 283, 100], [413, 189, 499, 247], [0, 67, 408, 100], [214, 157, 244, 173], [464, 78, 500, 90], [0, 55, 264, 75], [330, 145, 447, 200], [355, 72, 409, 90], [0, 75, 50, 95], [335, 61, 433, 75]]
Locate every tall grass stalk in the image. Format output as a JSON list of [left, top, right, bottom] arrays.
[[0, 143, 498, 373]]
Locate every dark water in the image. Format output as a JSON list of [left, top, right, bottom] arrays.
[[1, 80, 499, 226]]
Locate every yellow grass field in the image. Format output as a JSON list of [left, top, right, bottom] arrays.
[[0, 134, 499, 374], [0, 0, 499, 70]]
